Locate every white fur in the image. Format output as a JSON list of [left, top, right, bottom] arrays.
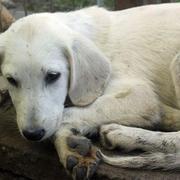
[[1, 3, 180, 173]]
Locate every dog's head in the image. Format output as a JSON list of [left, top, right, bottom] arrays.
[[0, 14, 110, 141]]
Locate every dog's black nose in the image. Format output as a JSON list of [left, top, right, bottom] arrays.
[[22, 128, 45, 141]]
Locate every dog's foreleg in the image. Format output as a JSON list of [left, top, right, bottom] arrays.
[[100, 123, 180, 152], [158, 54, 180, 131], [160, 104, 180, 131], [54, 79, 161, 179], [100, 124, 180, 170]]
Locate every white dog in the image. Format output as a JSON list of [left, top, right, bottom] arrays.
[[1, 3, 180, 179]]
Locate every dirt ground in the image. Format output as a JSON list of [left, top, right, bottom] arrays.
[[0, 169, 28, 180]]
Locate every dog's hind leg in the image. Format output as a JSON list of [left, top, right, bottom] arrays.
[[170, 53, 180, 108], [160, 104, 180, 131], [158, 54, 180, 131]]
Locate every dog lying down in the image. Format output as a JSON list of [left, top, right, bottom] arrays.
[[1, 3, 180, 179]]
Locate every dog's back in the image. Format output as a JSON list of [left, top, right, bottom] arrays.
[[54, 4, 180, 107]]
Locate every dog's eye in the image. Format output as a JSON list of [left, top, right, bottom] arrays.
[[45, 72, 61, 84], [7, 77, 18, 87]]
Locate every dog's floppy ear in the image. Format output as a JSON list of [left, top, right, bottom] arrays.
[[66, 34, 111, 106]]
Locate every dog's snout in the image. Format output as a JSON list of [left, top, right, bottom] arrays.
[[22, 128, 45, 141]]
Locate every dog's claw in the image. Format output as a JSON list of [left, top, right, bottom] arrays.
[[87, 162, 99, 180], [67, 155, 79, 172], [74, 166, 87, 180]]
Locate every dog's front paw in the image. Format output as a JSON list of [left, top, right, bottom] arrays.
[[55, 135, 101, 180]]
